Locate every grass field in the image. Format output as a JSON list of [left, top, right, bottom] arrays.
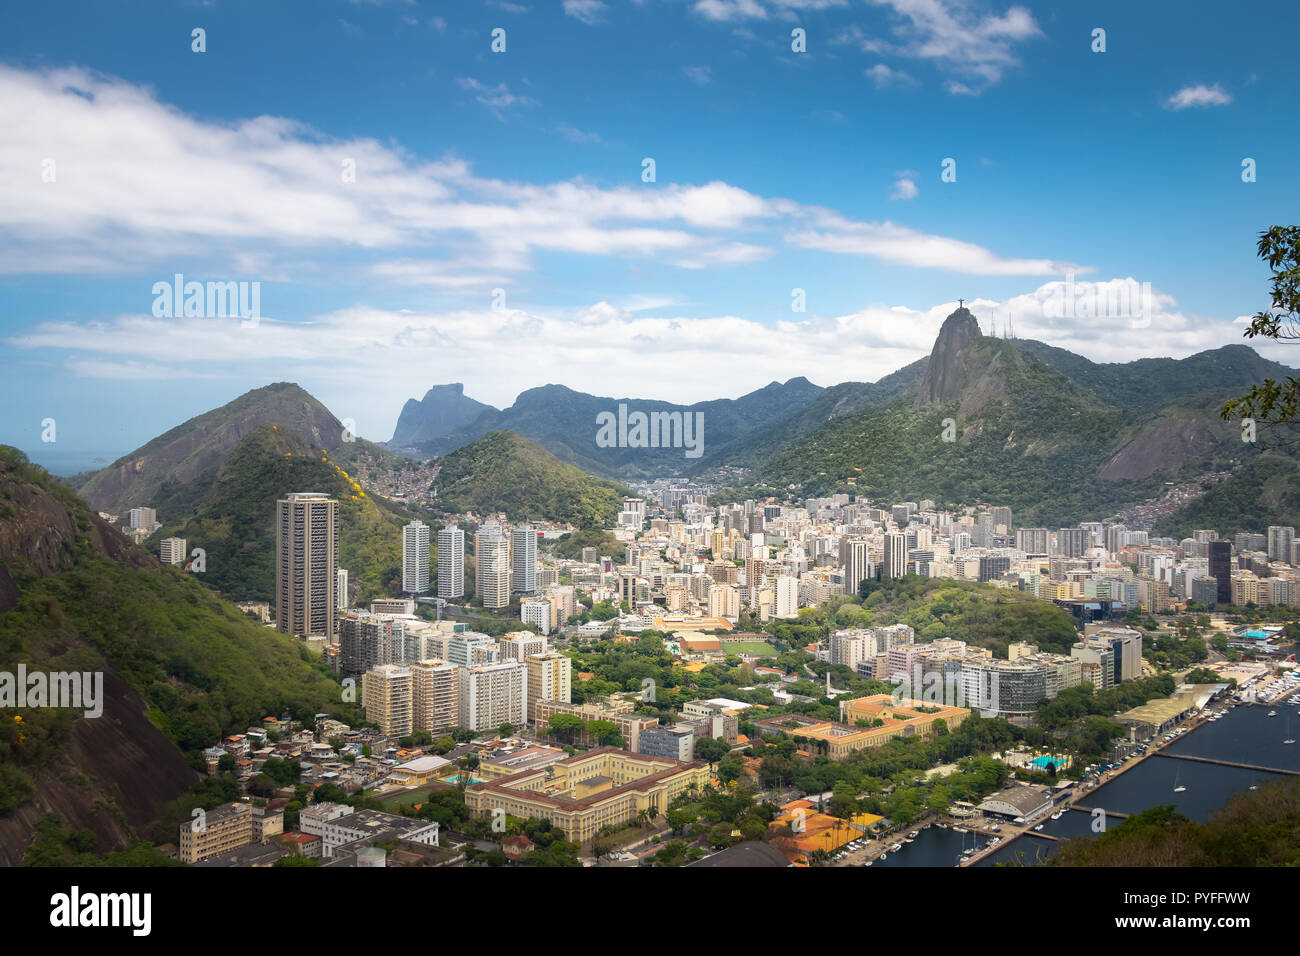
[[723, 641, 778, 655]]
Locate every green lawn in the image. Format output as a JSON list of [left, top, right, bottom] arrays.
[[724, 641, 778, 655]]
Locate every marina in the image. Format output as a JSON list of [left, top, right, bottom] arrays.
[[847, 694, 1299, 868]]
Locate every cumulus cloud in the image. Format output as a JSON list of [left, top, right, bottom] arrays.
[[866, 63, 915, 87], [786, 211, 1085, 275], [890, 174, 919, 200], [0, 64, 1082, 285], [1165, 83, 1232, 110], [693, 0, 768, 22], [683, 65, 713, 85], [842, 0, 1041, 93], [8, 278, 1271, 439], [563, 0, 607, 25]]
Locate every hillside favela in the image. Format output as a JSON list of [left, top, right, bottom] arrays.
[[1, 0, 1297, 936]]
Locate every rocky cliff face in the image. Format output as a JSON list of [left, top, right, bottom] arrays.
[[78, 382, 344, 514], [916, 306, 983, 406], [0, 450, 197, 863], [389, 383, 497, 447]]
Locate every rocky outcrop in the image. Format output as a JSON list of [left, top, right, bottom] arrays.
[[916, 306, 983, 406], [78, 382, 344, 513]]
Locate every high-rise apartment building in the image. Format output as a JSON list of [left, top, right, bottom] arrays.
[[275, 493, 338, 640], [775, 575, 799, 618], [1268, 526, 1295, 564], [521, 600, 552, 635], [843, 538, 874, 595], [459, 660, 527, 731], [476, 528, 511, 609], [1056, 528, 1086, 558], [511, 525, 537, 594], [337, 568, 349, 609], [411, 659, 459, 733], [525, 651, 572, 723], [707, 584, 740, 619], [501, 632, 548, 662], [437, 524, 465, 599], [1014, 527, 1048, 554], [361, 664, 413, 736], [402, 520, 431, 594], [883, 531, 908, 579], [129, 507, 158, 532], [159, 536, 187, 566], [1208, 541, 1232, 604]]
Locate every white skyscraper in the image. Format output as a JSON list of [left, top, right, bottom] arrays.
[[402, 520, 431, 594], [775, 575, 799, 618], [476, 529, 511, 609], [337, 569, 349, 609], [437, 524, 465, 599], [511, 525, 537, 594]]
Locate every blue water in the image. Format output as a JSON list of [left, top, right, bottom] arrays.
[[862, 703, 1294, 867]]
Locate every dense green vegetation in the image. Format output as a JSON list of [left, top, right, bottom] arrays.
[[431, 430, 630, 528], [1034, 676, 1177, 731], [1155, 451, 1300, 539], [23, 814, 182, 867], [1, 550, 361, 760], [752, 339, 1165, 526], [154, 423, 410, 603], [0, 446, 360, 834], [549, 527, 622, 560], [1048, 777, 1300, 866]]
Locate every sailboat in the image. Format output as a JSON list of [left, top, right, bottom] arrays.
[[1284, 714, 1295, 746], [1173, 770, 1186, 793]]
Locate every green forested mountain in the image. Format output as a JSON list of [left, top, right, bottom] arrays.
[[77, 382, 349, 514], [392, 377, 825, 478], [1155, 451, 1300, 539], [152, 424, 412, 604], [743, 308, 1300, 527], [0, 446, 356, 864], [431, 430, 631, 527]]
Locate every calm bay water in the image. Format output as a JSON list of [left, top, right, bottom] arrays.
[[855, 700, 1298, 868]]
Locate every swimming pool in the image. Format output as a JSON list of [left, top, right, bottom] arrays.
[[1028, 756, 1067, 770]]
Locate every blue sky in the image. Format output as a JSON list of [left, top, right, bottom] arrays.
[[1, 0, 1296, 473]]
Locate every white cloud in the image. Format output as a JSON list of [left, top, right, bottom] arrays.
[[456, 76, 539, 114], [856, 0, 1042, 92], [563, 0, 607, 25], [0, 64, 1080, 284], [693, 0, 768, 22], [890, 175, 918, 200], [683, 65, 713, 85], [866, 63, 915, 87], [1165, 83, 1232, 110], [786, 211, 1086, 275], [9, 278, 1271, 438], [556, 122, 606, 144]]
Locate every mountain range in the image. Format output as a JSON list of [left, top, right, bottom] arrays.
[[51, 310, 1300, 573], [383, 309, 1299, 527]]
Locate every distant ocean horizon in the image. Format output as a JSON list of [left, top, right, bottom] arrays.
[[16, 447, 121, 478]]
